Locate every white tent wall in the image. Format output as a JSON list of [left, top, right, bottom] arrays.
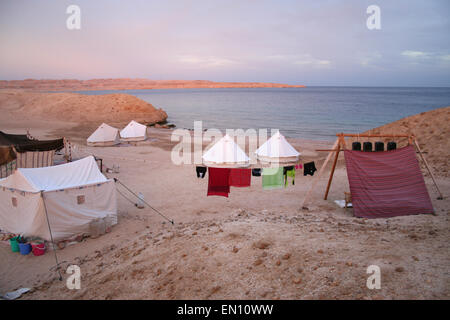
[[120, 120, 148, 142], [0, 156, 118, 241], [87, 123, 120, 147], [0, 191, 43, 238], [0, 181, 117, 241], [42, 181, 117, 240]]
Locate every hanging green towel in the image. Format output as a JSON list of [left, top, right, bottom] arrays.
[[285, 167, 295, 187], [262, 167, 284, 190]]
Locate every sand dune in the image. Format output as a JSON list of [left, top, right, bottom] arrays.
[[357, 106, 449, 176], [0, 90, 167, 126], [0, 79, 305, 91]]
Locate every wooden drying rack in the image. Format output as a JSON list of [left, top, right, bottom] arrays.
[[301, 133, 444, 209]]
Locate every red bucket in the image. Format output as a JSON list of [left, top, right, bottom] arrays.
[[31, 242, 46, 256]]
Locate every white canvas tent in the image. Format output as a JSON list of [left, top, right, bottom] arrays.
[[87, 123, 120, 146], [255, 131, 300, 163], [202, 134, 250, 167], [120, 120, 147, 142], [0, 156, 117, 241]]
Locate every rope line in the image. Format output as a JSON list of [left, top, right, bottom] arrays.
[[41, 191, 63, 281], [116, 187, 138, 206], [114, 178, 174, 225]]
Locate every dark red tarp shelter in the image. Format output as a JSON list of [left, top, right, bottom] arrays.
[[344, 145, 434, 218]]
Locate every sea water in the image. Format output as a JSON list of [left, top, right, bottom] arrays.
[[76, 87, 450, 141]]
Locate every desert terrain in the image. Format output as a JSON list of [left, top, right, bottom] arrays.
[[0, 79, 305, 91], [0, 90, 448, 300]]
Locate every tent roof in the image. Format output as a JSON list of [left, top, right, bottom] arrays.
[[120, 120, 147, 138], [202, 134, 249, 165], [255, 131, 300, 159], [0, 131, 64, 153], [87, 123, 119, 143], [0, 156, 107, 192]]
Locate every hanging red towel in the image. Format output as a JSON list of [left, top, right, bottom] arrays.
[[207, 167, 231, 197], [229, 168, 251, 187]]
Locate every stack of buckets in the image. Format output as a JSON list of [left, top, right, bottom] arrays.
[[9, 236, 45, 256]]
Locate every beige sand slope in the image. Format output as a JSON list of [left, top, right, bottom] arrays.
[[359, 106, 449, 176], [0, 90, 167, 126]]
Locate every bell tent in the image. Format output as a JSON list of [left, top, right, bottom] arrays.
[[87, 123, 120, 146], [120, 120, 148, 142], [0, 156, 117, 241], [255, 131, 300, 163], [202, 134, 250, 167]]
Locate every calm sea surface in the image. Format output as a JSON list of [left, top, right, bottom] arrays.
[[76, 87, 450, 141]]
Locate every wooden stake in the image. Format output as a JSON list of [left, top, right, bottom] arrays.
[[414, 139, 443, 199], [301, 138, 339, 209], [324, 136, 342, 200]]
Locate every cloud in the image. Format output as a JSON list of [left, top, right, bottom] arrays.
[[401, 51, 450, 67], [401, 50, 429, 58], [177, 55, 237, 67], [264, 54, 331, 67]]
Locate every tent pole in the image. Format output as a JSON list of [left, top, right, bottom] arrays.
[[324, 135, 342, 200], [413, 139, 444, 200], [301, 138, 339, 209], [41, 191, 63, 281]]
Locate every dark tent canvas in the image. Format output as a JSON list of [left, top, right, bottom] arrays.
[[344, 145, 434, 218], [0, 146, 16, 166], [0, 131, 64, 153]]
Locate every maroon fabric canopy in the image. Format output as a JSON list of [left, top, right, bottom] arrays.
[[344, 145, 434, 218]]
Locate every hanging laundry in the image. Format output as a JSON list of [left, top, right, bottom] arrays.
[[283, 166, 295, 186], [262, 167, 284, 190], [207, 167, 231, 197], [295, 164, 302, 170], [196, 166, 207, 178], [303, 162, 317, 176], [229, 168, 251, 187], [252, 168, 262, 177]]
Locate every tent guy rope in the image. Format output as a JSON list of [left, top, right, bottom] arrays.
[[113, 178, 174, 225], [41, 191, 63, 281]]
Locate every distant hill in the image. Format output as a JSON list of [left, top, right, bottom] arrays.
[[0, 90, 168, 126], [0, 79, 305, 91]]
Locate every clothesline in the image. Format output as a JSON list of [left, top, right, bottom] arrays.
[[197, 161, 317, 197]]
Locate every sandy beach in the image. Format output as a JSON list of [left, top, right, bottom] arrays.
[[0, 90, 448, 300]]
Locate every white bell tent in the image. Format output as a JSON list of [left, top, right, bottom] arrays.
[[202, 134, 250, 167], [0, 156, 117, 241], [87, 123, 120, 146], [120, 120, 148, 142], [255, 131, 300, 163]]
